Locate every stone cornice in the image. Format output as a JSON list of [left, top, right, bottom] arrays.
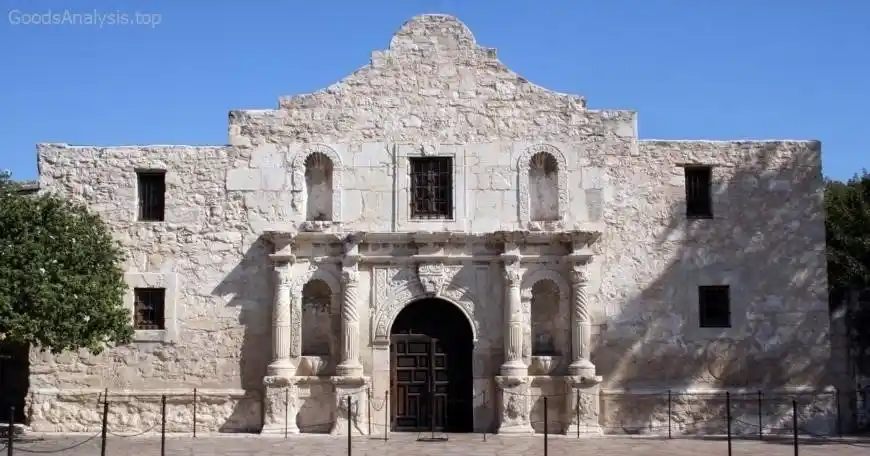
[[263, 229, 603, 249]]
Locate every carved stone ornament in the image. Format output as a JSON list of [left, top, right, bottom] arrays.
[[569, 261, 591, 284], [416, 263, 449, 296], [503, 260, 521, 287]]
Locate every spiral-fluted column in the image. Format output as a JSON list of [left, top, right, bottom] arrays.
[[567, 260, 596, 379], [336, 238, 364, 378], [500, 256, 526, 377], [267, 259, 296, 377]]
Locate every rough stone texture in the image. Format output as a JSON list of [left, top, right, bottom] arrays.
[[30, 14, 834, 435]]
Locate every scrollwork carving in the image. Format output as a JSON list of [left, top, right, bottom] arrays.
[[416, 263, 456, 296], [371, 266, 479, 342]]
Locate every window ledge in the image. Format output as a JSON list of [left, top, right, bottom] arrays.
[[132, 329, 174, 344]]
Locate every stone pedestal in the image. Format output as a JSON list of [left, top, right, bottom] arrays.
[[495, 376, 535, 435], [330, 376, 370, 436], [262, 376, 300, 435], [564, 376, 603, 437]]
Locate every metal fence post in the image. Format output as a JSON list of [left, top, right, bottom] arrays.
[[193, 388, 197, 438], [543, 396, 548, 456], [160, 395, 167, 456], [347, 395, 352, 456], [792, 399, 799, 456], [100, 393, 109, 456], [668, 390, 672, 439], [726, 392, 732, 456], [757, 390, 763, 440]]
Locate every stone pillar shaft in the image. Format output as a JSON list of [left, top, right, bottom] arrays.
[[337, 239, 363, 377], [501, 257, 526, 376], [568, 261, 595, 377], [268, 261, 296, 377]]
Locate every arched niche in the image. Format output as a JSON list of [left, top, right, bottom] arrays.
[[291, 144, 344, 222], [521, 268, 570, 357], [517, 144, 568, 226]]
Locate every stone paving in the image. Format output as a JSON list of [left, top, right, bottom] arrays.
[[4, 433, 869, 456]]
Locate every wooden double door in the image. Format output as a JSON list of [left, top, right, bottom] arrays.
[[390, 333, 473, 432]]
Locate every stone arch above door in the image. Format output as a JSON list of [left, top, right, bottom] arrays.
[[372, 283, 480, 344]]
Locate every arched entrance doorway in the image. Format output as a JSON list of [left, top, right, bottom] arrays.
[[390, 298, 474, 432]]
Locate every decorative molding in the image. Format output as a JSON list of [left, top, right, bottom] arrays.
[[290, 143, 344, 223], [517, 144, 569, 228], [371, 266, 479, 343], [264, 229, 603, 249]]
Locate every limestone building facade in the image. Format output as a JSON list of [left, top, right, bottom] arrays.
[[29, 15, 835, 436]]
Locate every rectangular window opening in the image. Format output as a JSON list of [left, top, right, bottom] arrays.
[[134, 288, 166, 330], [685, 166, 713, 218], [137, 171, 166, 222], [409, 157, 453, 219], [699, 285, 730, 328]]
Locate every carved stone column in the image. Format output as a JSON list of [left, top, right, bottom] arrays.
[[336, 236, 363, 377], [267, 259, 296, 378], [567, 260, 596, 379], [500, 257, 526, 377]]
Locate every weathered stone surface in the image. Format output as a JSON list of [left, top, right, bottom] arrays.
[[29, 14, 835, 435]]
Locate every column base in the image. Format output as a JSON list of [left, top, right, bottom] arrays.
[[500, 360, 528, 377], [564, 376, 601, 438], [330, 376, 370, 436], [335, 362, 364, 378], [565, 423, 603, 437], [494, 376, 534, 435], [267, 359, 297, 377], [262, 376, 300, 435], [567, 358, 597, 380]]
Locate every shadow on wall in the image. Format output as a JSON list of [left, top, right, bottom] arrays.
[[211, 237, 274, 432], [590, 145, 838, 433]]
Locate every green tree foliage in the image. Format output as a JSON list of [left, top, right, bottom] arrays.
[[0, 172, 133, 354], [825, 170, 870, 371]]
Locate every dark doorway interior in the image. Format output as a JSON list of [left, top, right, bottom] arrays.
[[0, 342, 29, 424], [390, 298, 473, 433]]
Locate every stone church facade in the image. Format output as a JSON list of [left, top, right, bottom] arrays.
[[28, 15, 836, 436]]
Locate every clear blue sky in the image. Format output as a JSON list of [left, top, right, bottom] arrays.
[[1, 0, 868, 181]]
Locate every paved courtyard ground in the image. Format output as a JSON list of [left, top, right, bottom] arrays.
[[5, 432, 869, 455]]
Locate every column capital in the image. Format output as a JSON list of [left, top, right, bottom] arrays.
[[569, 259, 592, 284], [341, 263, 360, 285], [502, 258, 521, 287]]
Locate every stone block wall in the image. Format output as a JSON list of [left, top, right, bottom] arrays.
[[27, 14, 835, 434]]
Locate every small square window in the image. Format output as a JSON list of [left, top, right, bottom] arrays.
[[699, 285, 730, 328], [409, 157, 453, 219], [137, 171, 166, 222], [685, 166, 713, 218], [134, 288, 165, 330]]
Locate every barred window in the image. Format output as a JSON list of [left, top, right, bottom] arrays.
[[134, 288, 165, 330], [685, 166, 713, 218], [699, 285, 730, 328], [137, 171, 166, 221], [410, 157, 453, 219]]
